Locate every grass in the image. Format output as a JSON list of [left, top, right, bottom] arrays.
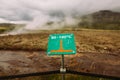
[[0, 28, 120, 53], [0, 26, 15, 33], [0, 26, 8, 30], [0, 26, 9, 33]]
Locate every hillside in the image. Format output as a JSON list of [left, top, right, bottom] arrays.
[[0, 23, 25, 33], [79, 10, 120, 30]]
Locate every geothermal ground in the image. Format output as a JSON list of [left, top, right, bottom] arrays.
[[0, 29, 120, 79]]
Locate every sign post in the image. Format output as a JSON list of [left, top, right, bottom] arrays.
[[61, 54, 65, 80], [47, 33, 76, 80], [61, 54, 65, 72]]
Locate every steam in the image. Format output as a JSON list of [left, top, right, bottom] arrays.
[[25, 14, 78, 30], [0, 0, 120, 34]]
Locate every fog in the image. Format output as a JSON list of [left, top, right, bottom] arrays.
[[0, 0, 120, 33]]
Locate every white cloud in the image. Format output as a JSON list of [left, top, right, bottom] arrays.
[[0, 0, 119, 21]]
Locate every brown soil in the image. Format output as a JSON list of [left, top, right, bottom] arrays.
[[0, 50, 119, 78]]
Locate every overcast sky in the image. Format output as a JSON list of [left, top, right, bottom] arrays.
[[0, 0, 120, 21]]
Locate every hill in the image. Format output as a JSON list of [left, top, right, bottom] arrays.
[[0, 23, 25, 33], [79, 10, 120, 30]]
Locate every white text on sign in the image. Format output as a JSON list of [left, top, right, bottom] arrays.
[[51, 35, 72, 39]]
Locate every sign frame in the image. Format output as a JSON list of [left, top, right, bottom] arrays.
[[47, 33, 76, 56]]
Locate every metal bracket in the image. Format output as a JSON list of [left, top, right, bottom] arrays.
[[60, 68, 66, 73]]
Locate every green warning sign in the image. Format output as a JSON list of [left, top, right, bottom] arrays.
[[47, 33, 76, 56]]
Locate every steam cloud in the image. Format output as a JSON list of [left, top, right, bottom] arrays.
[[0, 0, 120, 33]]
